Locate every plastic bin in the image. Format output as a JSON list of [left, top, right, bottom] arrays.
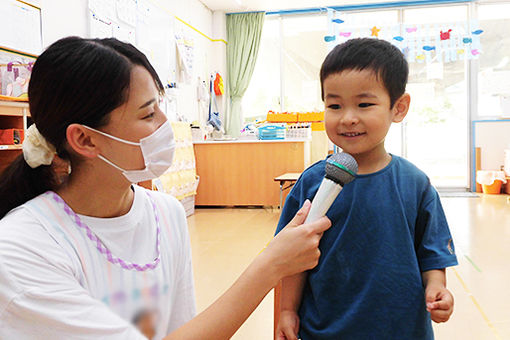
[[258, 125, 286, 140], [482, 180, 502, 194], [476, 170, 506, 194]]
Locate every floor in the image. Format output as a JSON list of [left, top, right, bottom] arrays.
[[187, 194, 510, 340]]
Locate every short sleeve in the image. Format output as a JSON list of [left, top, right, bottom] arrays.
[[415, 186, 458, 272]]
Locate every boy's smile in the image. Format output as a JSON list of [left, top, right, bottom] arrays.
[[323, 68, 409, 173]]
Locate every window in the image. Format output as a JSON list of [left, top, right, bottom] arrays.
[[478, 3, 510, 118], [403, 5, 469, 187], [242, 18, 280, 120], [281, 14, 328, 113]]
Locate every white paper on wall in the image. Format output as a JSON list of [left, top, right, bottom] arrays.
[[0, 0, 42, 55]]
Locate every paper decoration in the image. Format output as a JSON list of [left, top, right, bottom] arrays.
[[326, 9, 484, 64], [371, 26, 381, 37], [116, 0, 137, 27], [158, 122, 199, 200], [176, 35, 194, 84]]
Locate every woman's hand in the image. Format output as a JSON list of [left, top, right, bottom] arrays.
[[262, 200, 331, 279]]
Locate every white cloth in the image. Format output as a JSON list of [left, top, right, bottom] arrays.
[[22, 124, 56, 168], [476, 170, 507, 186], [0, 185, 195, 340]]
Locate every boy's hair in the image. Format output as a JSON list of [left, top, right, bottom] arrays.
[[320, 38, 409, 108]]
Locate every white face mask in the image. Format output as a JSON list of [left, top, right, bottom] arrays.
[[84, 121, 175, 183]]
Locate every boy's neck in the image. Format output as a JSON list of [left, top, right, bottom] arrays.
[[353, 148, 392, 175]]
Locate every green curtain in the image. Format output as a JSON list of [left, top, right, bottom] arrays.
[[226, 12, 265, 137]]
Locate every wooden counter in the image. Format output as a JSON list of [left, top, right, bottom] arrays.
[[193, 139, 310, 206]]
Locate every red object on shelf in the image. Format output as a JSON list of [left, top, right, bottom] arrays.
[[0, 128, 24, 145]]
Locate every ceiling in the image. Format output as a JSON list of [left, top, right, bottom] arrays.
[[199, 0, 387, 13]]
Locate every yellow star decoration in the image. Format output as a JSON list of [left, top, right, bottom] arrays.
[[371, 26, 381, 37]]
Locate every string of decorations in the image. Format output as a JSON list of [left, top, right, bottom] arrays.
[[324, 9, 483, 64]]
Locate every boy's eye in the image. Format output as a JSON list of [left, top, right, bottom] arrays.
[[359, 103, 375, 108], [328, 104, 341, 110]]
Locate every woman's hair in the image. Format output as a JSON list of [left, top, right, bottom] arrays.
[[0, 37, 164, 219]]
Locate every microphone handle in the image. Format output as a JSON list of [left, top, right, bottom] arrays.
[[305, 178, 342, 223]]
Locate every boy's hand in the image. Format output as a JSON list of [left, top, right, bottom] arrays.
[[425, 285, 454, 323], [276, 310, 300, 340]]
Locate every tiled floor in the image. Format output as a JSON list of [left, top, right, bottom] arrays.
[[187, 194, 510, 340]]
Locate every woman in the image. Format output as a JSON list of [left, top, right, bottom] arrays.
[[0, 37, 330, 340]]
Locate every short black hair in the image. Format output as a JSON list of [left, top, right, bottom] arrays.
[[320, 38, 408, 108]]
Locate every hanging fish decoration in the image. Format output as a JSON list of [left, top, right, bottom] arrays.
[[393, 36, 404, 42], [462, 37, 472, 44], [332, 19, 344, 24], [423, 45, 436, 51], [472, 30, 484, 35], [457, 49, 465, 54], [471, 49, 480, 56], [324, 35, 336, 42], [339, 32, 352, 37], [416, 54, 426, 61], [406, 27, 418, 33]]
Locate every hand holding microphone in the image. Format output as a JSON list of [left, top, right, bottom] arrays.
[[305, 152, 358, 224]]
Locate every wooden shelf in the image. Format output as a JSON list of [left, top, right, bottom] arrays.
[[0, 145, 22, 151], [0, 101, 30, 117]]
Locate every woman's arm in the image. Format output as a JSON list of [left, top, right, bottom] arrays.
[[164, 200, 331, 340]]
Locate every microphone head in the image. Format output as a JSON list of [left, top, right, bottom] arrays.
[[325, 152, 358, 186]]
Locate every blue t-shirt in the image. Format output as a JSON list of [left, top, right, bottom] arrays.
[[275, 155, 458, 340]]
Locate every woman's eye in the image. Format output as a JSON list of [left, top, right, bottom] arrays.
[[328, 104, 341, 110], [143, 112, 155, 119], [359, 103, 374, 108]]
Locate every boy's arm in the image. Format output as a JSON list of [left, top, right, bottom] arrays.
[[276, 273, 308, 340], [422, 269, 454, 323]]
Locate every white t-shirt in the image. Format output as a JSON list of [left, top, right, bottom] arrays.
[[0, 185, 196, 340]]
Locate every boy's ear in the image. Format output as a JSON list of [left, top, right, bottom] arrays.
[[392, 93, 410, 123]]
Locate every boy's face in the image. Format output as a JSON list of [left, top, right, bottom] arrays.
[[323, 69, 409, 159]]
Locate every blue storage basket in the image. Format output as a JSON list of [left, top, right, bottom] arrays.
[[258, 125, 286, 140]]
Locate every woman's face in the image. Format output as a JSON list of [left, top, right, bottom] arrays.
[[93, 65, 166, 171]]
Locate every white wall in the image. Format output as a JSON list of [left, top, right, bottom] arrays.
[[35, 0, 226, 123], [212, 11, 227, 124]]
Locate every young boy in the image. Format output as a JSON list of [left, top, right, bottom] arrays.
[[275, 38, 458, 340]]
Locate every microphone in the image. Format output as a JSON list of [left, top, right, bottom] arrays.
[[305, 152, 358, 223]]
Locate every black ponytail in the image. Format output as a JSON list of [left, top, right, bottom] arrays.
[[0, 37, 164, 219]]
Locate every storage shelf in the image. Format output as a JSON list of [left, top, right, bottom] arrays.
[[0, 101, 30, 117]]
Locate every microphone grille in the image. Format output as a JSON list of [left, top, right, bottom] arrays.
[[325, 152, 358, 186]]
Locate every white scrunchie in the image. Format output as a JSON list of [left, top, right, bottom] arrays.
[[22, 124, 56, 168]]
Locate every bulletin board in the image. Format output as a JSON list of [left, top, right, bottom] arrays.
[[88, 0, 176, 86], [0, 0, 42, 55]]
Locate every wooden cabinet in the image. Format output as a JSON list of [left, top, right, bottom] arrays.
[[193, 140, 309, 206], [0, 100, 29, 174]]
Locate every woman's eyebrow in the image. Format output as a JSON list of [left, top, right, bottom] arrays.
[[138, 98, 157, 110]]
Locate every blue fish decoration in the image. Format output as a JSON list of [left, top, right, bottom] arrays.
[[423, 45, 436, 51], [324, 35, 336, 42], [463, 37, 472, 44], [472, 30, 484, 35], [393, 36, 404, 42], [332, 19, 344, 24]]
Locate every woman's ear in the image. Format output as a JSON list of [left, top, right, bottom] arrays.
[[66, 124, 100, 159], [392, 93, 411, 123]]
